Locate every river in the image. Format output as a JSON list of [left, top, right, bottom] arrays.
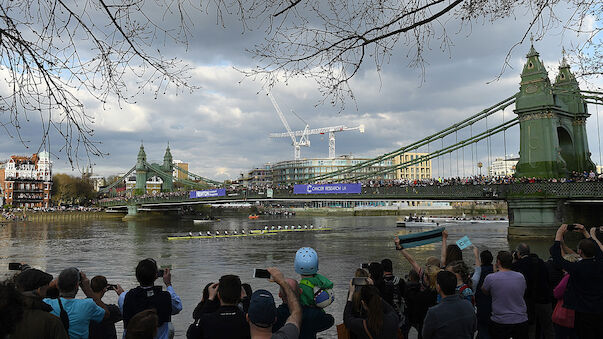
[[0, 215, 558, 338]]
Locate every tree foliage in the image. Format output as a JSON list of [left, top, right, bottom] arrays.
[[0, 0, 195, 164], [51, 173, 96, 205], [229, 0, 601, 108]]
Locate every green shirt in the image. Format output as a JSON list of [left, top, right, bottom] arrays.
[[299, 273, 333, 307]]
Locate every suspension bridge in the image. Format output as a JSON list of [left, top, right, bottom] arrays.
[[99, 46, 603, 238]]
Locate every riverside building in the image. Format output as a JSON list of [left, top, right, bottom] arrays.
[[271, 155, 393, 186], [0, 152, 52, 208], [489, 157, 519, 176], [393, 152, 432, 179]]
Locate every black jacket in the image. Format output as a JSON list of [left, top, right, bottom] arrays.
[[273, 303, 334, 339], [123, 286, 172, 327], [512, 253, 552, 304], [196, 301, 250, 339], [550, 241, 603, 314]]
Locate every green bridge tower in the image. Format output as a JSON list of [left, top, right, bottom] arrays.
[[508, 46, 596, 238]]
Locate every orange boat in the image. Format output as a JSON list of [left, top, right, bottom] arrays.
[[248, 214, 259, 219]]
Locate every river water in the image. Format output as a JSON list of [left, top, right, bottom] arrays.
[[0, 215, 557, 338]]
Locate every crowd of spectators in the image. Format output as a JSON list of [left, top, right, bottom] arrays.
[[2, 224, 602, 339]]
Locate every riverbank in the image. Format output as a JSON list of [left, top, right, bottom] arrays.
[[293, 204, 508, 216], [10, 211, 124, 222]]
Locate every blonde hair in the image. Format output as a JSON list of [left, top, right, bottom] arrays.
[[425, 265, 442, 290], [426, 256, 441, 267], [563, 253, 581, 263]]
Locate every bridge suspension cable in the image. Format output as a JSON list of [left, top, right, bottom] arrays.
[[143, 161, 211, 189], [99, 166, 136, 193], [347, 118, 520, 181], [307, 94, 518, 183], [173, 165, 223, 187]]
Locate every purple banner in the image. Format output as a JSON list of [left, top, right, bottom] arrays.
[[189, 188, 226, 198], [294, 183, 362, 194]]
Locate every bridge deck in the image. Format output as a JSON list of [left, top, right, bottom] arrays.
[[98, 182, 603, 208]]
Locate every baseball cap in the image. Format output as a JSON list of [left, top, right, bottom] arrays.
[[15, 269, 53, 292], [248, 289, 277, 328]]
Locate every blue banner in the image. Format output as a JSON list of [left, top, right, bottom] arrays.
[[293, 183, 362, 194], [189, 189, 226, 198]]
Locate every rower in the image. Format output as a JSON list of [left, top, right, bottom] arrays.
[[242, 229, 246, 234], [188, 232, 193, 236], [215, 230, 220, 235], [271, 226, 275, 230], [304, 225, 308, 229], [224, 230, 229, 235], [278, 226, 282, 230], [264, 226, 268, 230], [298, 225, 302, 229], [234, 230, 238, 235], [310, 225, 314, 229], [284, 225, 288, 230]]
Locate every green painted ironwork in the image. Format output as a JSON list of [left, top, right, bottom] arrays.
[[349, 118, 519, 181], [307, 95, 518, 183], [99, 166, 136, 193], [173, 165, 223, 186]]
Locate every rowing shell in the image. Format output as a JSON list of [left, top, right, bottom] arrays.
[[249, 227, 332, 234], [168, 233, 277, 240]]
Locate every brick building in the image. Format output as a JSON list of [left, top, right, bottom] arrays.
[[0, 152, 52, 208]]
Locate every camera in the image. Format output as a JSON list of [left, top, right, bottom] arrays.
[[157, 269, 164, 278], [106, 284, 118, 291], [253, 268, 271, 279], [567, 224, 577, 231], [361, 263, 369, 269], [8, 263, 24, 270]]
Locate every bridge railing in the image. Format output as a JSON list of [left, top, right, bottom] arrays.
[[97, 181, 603, 207]]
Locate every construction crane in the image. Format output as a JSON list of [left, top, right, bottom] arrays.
[[266, 92, 365, 159], [267, 92, 311, 160]]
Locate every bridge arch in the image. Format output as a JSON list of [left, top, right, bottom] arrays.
[[557, 126, 575, 171]]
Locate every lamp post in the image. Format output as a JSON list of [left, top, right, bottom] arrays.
[[477, 162, 483, 177]]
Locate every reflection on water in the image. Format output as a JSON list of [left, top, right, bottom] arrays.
[[0, 215, 557, 338]]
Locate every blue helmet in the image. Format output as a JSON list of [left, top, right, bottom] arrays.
[[295, 247, 318, 275]]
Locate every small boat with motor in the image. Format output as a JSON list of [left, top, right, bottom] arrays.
[[248, 214, 259, 220], [396, 216, 439, 228]]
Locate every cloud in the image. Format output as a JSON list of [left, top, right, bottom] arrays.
[[0, 2, 600, 181]]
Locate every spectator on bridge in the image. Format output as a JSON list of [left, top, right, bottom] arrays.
[[10, 268, 68, 339], [43, 268, 109, 339], [481, 251, 528, 339], [248, 267, 302, 339], [471, 247, 494, 339], [511, 243, 554, 339], [119, 258, 182, 339], [422, 270, 476, 339], [88, 275, 123, 339], [550, 224, 603, 339], [194, 274, 250, 339], [273, 277, 334, 339]]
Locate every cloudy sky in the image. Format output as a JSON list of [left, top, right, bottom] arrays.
[[0, 1, 601, 181]]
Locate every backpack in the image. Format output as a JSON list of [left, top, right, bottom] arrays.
[[458, 284, 476, 307], [383, 275, 405, 326]]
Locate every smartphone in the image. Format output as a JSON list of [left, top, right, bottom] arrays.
[[352, 277, 369, 286], [361, 263, 369, 269], [567, 224, 576, 231], [8, 263, 22, 270], [106, 284, 118, 291], [157, 269, 164, 278], [253, 268, 271, 279]]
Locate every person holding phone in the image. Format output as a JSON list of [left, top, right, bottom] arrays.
[[89, 276, 124, 339], [119, 258, 182, 339]]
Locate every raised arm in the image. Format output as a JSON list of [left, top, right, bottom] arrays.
[[590, 227, 603, 255], [268, 267, 301, 330], [395, 237, 421, 274], [440, 230, 448, 266]]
